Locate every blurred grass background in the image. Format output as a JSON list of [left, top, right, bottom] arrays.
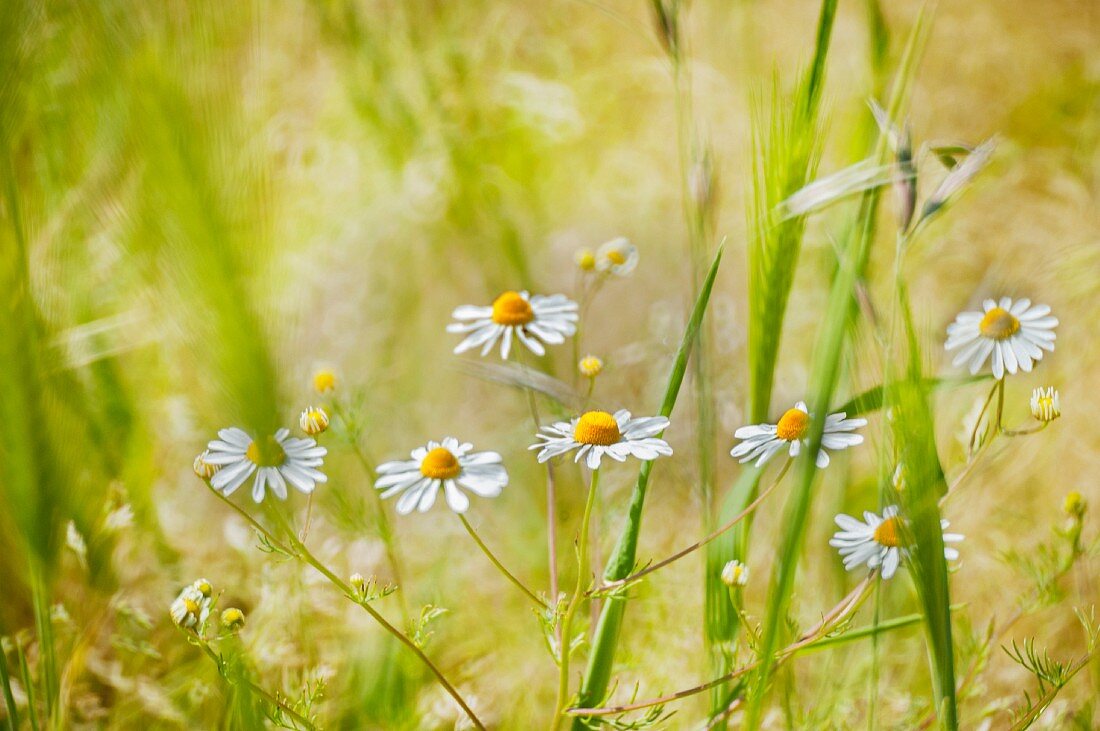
[[1, 0, 1097, 728]]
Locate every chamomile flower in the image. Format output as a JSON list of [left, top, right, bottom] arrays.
[[375, 437, 507, 515], [945, 297, 1057, 379], [204, 427, 327, 503], [448, 291, 578, 359], [730, 401, 866, 469], [829, 506, 963, 580], [530, 410, 672, 470], [596, 237, 638, 276], [170, 582, 214, 630]]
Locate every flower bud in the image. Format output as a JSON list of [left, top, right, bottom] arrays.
[[313, 369, 337, 395], [1029, 387, 1060, 423], [574, 248, 596, 272], [578, 355, 603, 379], [193, 450, 219, 480], [299, 406, 330, 436], [721, 559, 749, 588], [221, 607, 245, 632]]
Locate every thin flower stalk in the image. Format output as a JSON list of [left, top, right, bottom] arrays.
[[551, 468, 602, 730], [329, 399, 412, 626], [459, 514, 548, 609]]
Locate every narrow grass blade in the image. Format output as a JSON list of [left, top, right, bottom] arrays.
[[570, 246, 723, 728]]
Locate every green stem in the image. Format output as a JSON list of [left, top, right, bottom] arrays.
[[17, 643, 38, 731], [30, 565, 56, 724], [459, 514, 548, 609], [0, 622, 19, 731], [569, 246, 722, 730], [330, 400, 412, 628], [551, 468, 601, 730]]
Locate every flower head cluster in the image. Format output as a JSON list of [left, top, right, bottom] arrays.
[[170, 578, 215, 630], [731, 401, 866, 469], [830, 507, 963, 580], [531, 409, 672, 470], [945, 297, 1057, 379], [375, 438, 508, 514]]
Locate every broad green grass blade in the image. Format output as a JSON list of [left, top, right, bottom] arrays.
[[743, 7, 935, 726], [707, 0, 837, 717], [570, 246, 723, 729]]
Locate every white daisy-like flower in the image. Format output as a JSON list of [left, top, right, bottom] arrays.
[[447, 290, 578, 359], [204, 427, 327, 503], [945, 297, 1057, 379], [529, 410, 672, 470], [829, 506, 963, 580], [375, 437, 508, 515], [596, 237, 638, 276], [730, 401, 866, 469], [170, 580, 214, 629]]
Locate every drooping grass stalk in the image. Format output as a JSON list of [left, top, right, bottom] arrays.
[[459, 514, 548, 609], [568, 247, 722, 729], [742, 8, 934, 726], [551, 468, 601, 730], [592, 458, 791, 594]]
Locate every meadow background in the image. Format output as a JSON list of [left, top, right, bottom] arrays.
[[1, 0, 1097, 728]]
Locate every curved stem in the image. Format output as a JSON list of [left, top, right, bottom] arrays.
[[206, 484, 294, 556], [593, 458, 792, 594], [459, 514, 548, 609], [551, 468, 601, 730]]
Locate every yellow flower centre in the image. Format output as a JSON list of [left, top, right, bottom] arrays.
[[978, 307, 1020, 340], [576, 249, 596, 271], [245, 436, 286, 468], [775, 408, 810, 441], [183, 598, 199, 615], [573, 411, 622, 446], [491, 291, 534, 326], [579, 355, 603, 378], [873, 517, 903, 548], [313, 369, 337, 394], [195, 580, 212, 597], [420, 447, 462, 480], [607, 249, 626, 265]]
